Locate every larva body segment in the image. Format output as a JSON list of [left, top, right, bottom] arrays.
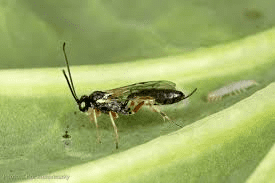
[[207, 80, 258, 102]]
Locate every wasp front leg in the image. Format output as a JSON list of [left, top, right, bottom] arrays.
[[87, 108, 102, 143], [109, 111, 119, 149]]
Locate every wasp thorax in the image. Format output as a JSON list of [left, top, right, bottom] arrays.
[[89, 91, 108, 102], [78, 95, 90, 112]]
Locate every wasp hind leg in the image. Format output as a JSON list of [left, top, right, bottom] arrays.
[[109, 111, 119, 149], [130, 101, 145, 115], [148, 104, 183, 128], [87, 108, 102, 144]]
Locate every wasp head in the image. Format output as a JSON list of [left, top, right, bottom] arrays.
[[78, 95, 91, 112]]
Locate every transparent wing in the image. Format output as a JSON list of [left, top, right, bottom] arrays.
[[105, 80, 176, 101]]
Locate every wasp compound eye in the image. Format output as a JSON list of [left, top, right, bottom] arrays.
[[78, 95, 89, 112], [79, 101, 86, 112]]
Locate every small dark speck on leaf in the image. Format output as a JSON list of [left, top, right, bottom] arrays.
[[63, 131, 71, 138]]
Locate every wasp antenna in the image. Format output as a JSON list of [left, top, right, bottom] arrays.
[[183, 88, 197, 99], [63, 70, 79, 103], [63, 43, 77, 97], [62, 42, 79, 103]]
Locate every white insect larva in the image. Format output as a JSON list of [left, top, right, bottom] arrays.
[[207, 80, 258, 102]]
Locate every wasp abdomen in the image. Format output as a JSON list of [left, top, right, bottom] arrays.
[[127, 89, 184, 105], [155, 90, 184, 104]]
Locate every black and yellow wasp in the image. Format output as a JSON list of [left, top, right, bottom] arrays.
[[62, 43, 197, 149]]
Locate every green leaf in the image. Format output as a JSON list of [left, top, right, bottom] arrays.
[[246, 143, 275, 183], [1, 27, 275, 183], [17, 83, 275, 183], [2, 1, 275, 182]]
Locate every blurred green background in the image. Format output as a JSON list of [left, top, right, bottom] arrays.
[[1, 0, 274, 69], [1, 0, 275, 183]]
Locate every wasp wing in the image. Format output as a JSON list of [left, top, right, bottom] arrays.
[[105, 80, 176, 101]]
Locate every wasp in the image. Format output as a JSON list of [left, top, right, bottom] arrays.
[[62, 43, 197, 149]]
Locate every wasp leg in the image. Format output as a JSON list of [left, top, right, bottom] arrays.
[[93, 109, 102, 144], [131, 101, 145, 114], [88, 108, 101, 143], [148, 104, 183, 128], [109, 111, 119, 149]]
